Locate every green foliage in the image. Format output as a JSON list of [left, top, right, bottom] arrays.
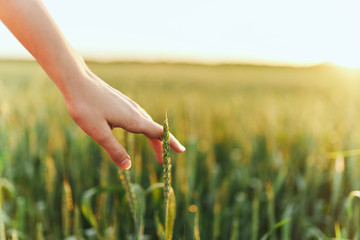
[[81, 186, 123, 238], [164, 188, 176, 240], [131, 183, 146, 239], [1, 60, 360, 238]]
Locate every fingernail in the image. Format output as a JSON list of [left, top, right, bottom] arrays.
[[180, 145, 186, 152], [119, 157, 131, 169]]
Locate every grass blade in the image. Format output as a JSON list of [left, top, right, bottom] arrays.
[[81, 186, 123, 238], [165, 187, 176, 240], [131, 184, 146, 239]]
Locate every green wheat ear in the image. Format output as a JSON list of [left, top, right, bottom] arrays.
[[162, 112, 176, 240], [162, 112, 171, 203]]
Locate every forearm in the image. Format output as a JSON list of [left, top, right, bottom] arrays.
[[0, 0, 87, 97]]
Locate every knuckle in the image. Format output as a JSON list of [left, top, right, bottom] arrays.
[[124, 113, 145, 133], [133, 117, 145, 132], [110, 147, 127, 160], [96, 132, 110, 146], [67, 103, 86, 123]]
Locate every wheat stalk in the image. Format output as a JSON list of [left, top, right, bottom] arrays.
[[36, 222, 44, 240], [0, 183, 5, 240], [119, 131, 139, 236], [162, 112, 172, 237], [62, 177, 73, 237], [119, 169, 138, 222], [73, 205, 83, 240]]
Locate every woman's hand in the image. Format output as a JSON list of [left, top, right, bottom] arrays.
[[64, 68, 185, 169], [0, 0, 185, 169]]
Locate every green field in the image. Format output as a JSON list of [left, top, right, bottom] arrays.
[[1, 60, 360, 239]]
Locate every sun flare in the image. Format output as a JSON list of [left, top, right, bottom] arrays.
[[330, 56, 360, 69]]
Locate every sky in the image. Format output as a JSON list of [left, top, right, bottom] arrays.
[[0, 0, 360, 67]]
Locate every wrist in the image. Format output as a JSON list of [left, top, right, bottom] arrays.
[[50, 52, 88, 98]]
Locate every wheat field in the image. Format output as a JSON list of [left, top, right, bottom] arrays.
[[1, 60, 360, 239]]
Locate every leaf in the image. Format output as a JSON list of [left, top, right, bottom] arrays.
[[131, 184, 146, 237], [165, 187, 176, 240], [145, 183, 164, 195], [304, 223, 326, 239], [81, 186, 123, 233], [154, 211, 165, 240], [260, 218, 291, 240], [145, 183, 164, 207], [346, 190, 360, 216], [146, 184, 176, 240]]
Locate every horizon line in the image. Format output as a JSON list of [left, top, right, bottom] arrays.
[[0, 56, 340, 69]]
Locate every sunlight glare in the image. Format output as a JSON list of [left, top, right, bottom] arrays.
[[331, 57, 360, 69]]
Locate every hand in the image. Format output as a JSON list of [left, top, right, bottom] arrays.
[[64, 68, 185, 169], [0, 0, 185, 169]]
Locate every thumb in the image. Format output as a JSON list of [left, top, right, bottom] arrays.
[[92, 124, 131, 169]]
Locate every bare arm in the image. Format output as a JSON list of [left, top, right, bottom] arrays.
[[0, 0, 85, 95], [0, 0, 185, 169]]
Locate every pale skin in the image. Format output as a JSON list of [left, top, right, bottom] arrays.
[[0, 0, 185, 169]]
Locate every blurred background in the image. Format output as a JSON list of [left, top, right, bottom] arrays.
[[1, 1, 360, 239], [2, 0, 360, 67]]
